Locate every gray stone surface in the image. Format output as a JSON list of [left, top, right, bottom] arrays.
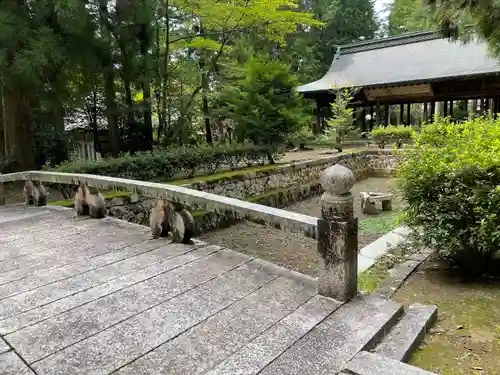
[[374, 303, 438, 362], [358, 226, 411, 273], [115, 277, 319, 375], [8, 249, 250, 363], [258, 295, 403, 375], [0, 337, 10, 354], [0, 351, 36, 375], [344, 351, 437, 375], [0, 240, 174, 300], [0, 245, 219, 335], [0, 228, 152, 286], [32, 264, 277, 375], [203, 296, 341, 375], [375, 250, 433, 299], [0, 202, 418, 375]]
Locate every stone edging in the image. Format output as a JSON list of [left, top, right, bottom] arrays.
[[374, 249, 434, 299]]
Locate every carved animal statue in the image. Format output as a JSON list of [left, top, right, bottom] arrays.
[[88, 192, 106, 218], [36, 183, 48, 206], [150, 198, 167, 238], [23, 180, 47, 206], [74, 183, 106, 218], [74, 183, 90, 215]]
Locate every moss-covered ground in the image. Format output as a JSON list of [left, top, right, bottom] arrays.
[[394, 257, 500, 375]]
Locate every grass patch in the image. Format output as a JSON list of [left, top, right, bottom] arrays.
[[358, 246, 406, 293], [359, 211, 401, 235], [394, 262, 500, 375], [166, 163, 286, 186]]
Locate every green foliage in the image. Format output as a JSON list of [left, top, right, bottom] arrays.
[[371, 125, 415, 149], [322, 87, 359, 151], [287, 127, 315, 149], [223, 58, 311, 152], [387, 0, 432, 35], [53, 143, 281, 181], [398, 116, 500, 276]]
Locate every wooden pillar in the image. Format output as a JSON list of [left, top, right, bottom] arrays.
[[315, 100, 321, 135], [376, 101, 381, 127], [423, 102, 428, 123], [361, 107, 367, 132], [384, 104, 389, 126], [449, 100, 454, 118], [443, 100, 448, 117], [406, 103, 411, 126], [485, 98, 490, 113], [430, 101, 435, 121], [369, 105, 374, 130], [399, 104, 404, 125]]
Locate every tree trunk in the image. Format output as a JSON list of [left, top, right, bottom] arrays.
[[99, 0, 120, 156], [139, 19, 153, 151], [4, 89, 35, 170]]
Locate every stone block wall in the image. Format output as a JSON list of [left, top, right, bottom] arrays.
[[184, 150, 397, 200], [85, 150, 398, 235]]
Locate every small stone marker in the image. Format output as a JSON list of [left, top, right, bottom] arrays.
[[317, 163, 358, 301]]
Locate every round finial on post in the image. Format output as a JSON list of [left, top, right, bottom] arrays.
[[320, 164, 355, 196], [320, 164, 355, 220]]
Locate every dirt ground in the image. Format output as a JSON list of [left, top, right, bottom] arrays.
[[199, 178, 402, 277], [394, 257, 500, 375]]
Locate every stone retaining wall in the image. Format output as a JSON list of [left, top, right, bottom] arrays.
[[183, 150, 397, 199], [102, 150, 398, 235]]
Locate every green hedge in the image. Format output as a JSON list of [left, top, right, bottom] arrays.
[[371, 125, 415, 149], [398, 116, 500, 277], [53, 144, 282, 181]]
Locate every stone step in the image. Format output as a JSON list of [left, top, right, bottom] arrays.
[[344, 351, 437, 375], [257, 295, 404, 375], [373, 303, 438, 362]]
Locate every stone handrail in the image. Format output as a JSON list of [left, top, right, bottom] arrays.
[[0, 167, 359, 302], [0, 171, 318, 239]]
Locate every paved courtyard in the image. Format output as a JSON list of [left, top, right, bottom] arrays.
[[0, 204, 430, 375]]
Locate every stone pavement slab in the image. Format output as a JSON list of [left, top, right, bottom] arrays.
[[0, 337, 10, 354], [0, 245, 218, 335], [258, 295, 403, 375], [32, 263, 277, 375], [0, 240, 177, 300], [0, 351, 35, 375], [7, 249, 249, 363], [196, 295, 341, 375], [114, 277, 318, 375]]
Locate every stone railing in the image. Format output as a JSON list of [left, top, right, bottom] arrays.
[[0, 166, 359, 302]]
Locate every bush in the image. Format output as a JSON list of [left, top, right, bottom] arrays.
[[371, 125, 414, 149], [53, 143, 282, 181], [398, 116, 500, 277]]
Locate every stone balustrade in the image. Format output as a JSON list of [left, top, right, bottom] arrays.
[[0, 167, 359, 301]]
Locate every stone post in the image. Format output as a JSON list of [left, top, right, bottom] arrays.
[[317, 164, 358, 301]]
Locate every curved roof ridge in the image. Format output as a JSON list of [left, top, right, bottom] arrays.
[[338, 30, 441, 55]]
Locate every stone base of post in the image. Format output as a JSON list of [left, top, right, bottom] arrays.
[[317, 217, 358, 301]]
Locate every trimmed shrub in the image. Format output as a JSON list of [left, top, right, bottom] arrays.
[[371, 125, 415, 149], [398, 116, 500, 277], [53, 144, 282, 181]]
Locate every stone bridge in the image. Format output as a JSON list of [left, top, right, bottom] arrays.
[[0, 168, 436, 375]]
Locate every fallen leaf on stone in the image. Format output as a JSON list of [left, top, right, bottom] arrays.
[[472, 366, 483, 371], [457, 325, 464, 330]]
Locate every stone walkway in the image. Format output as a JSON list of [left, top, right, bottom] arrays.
[[0, 204, 434, 375]]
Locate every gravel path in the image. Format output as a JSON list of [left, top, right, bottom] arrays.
[[199, 178, 402, 277]]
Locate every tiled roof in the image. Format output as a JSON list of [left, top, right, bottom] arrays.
[[298, 31, 500, 93]]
